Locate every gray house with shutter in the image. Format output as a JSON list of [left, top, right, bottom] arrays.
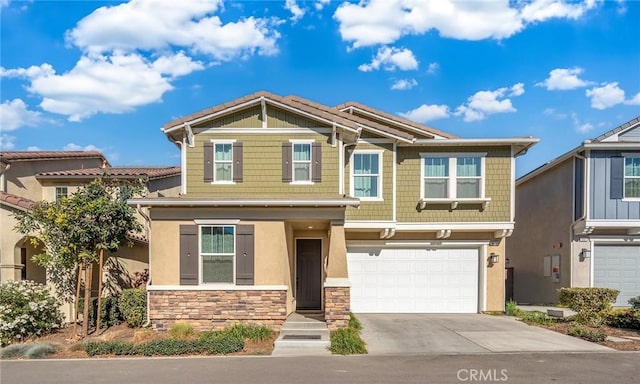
[[507, 116, 640, 306]]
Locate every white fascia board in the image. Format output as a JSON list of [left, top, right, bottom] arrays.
[[163, 98, 262, 133], [516, 147, 581, 186], [584, 220, 640, 228], [355, 124, 414, 144], [346, 240, 490, 248], [344, 221, 397, 229], [128, 198, 361, 208], [582, 143, 640, 150], [410, 138, 539, 146], [344, 221, 515, 231]]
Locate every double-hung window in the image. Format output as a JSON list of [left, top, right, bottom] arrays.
[[422, 154, 486, 200], [625, 156, 640, 198], [214, 142, 233, 182], [55, 187, 68, 202], [352, 151, 382, 200], [293, 143, 312, 182], [200, 226, 234, 283]]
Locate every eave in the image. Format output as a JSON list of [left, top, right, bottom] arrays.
[[128, 197, 361, 208]]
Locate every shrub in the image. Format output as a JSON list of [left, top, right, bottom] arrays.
[[505, 299, 521, 316], [518, 310, 555, 325], [211, 324, 273, 343], [606, 309, 640, 330], [118, 289, 146, 328], [0, 280, 64, 346], [628, 296, 640, 310], [348, 312, 362, 331], [85, 340, 135, 356], [85, 334, 243, 356], [558, 287, 619, 327], [330, 327, 367, 355], [78, 295, 122, 329], [0, 343, 59, 359], [568, 324, 607, 343], [169, 323, 196, 340]]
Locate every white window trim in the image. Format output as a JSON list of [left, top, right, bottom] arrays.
[[419, 153, 489, 209], [289, 139, 315, 184], [54, 186, 68, 202], [211, 139, 236, 185], [623, 155, 640, 201], [199, 225, 236, 285], [350, 149, 384, 201]]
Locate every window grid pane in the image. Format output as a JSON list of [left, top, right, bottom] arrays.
[[457, 157, 480, 177], [625, 157, 640, 177], [424, 179, 448, 198], [457, 179, 480, 198], [353, 153, 380, 198], [293, 143, 311, 181], [424, 158, 449, 177], [354, 175, 378, 197], [201, 226, 234, 284], [215, 144, 232, 161], [202, 256, 233, 283]]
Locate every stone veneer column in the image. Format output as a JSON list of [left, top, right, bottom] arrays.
[[324, 281, 350, 330]]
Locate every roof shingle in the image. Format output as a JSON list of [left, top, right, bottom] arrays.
[[0, 191, 37, 210], [0, 151, 108, 164], [37, 166, 181, 180]]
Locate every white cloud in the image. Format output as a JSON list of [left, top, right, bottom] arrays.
[[585, 82, 625, 110], [358, 46, 418, 72], [67, 0, 280, 60], [1, 63, 55, 78], [571, 113, 594, 134], [27, 146, 41, 151], [0, 0, 9, 7], [536, 67, 592, 90], [334, 0, 601, 48], [6, 52, 204, 122], [454, 83, 524, 122], [625, 92, 640, 106], [63, 143, 102, 152], [427, 62, 439, 75], [0, 99, 42, 131], [391, 78, 418, 90], [285, 0, 305, 21], [399, 104, 450, 123], [315, 0, 330, 11], [543, 108, 568, 119], [0, 134, 16, 150]]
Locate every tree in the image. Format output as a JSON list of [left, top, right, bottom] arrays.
[[14, 177, 144, 336]]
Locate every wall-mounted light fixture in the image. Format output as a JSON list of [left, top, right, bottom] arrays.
[[505, 257, 510, 265], [489, 253, 499, 264], [581, 248, 591, 258]]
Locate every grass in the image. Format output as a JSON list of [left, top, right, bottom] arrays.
[[202, 324, 274, 343], [330, 313, 367, 355], [0, 343, 59, 359], [169, 323, 196, 340], [568, 324, 607, 342]]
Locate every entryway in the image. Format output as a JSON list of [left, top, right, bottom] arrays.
[[296, 239, 322, 311]]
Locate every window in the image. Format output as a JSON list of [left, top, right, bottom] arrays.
[[55, 187, 68, 201], [422, 154, 486, 199], [200, 226, 234, 283], [214, 143, 233, 182], [352, 152, 382, 199], [293, 143, 311, 182], [625, 156, 640, 198]]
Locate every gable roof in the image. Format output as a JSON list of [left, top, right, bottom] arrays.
[[592, 116, 640, 143], [36, 166, 181, 180], [0, 191, 37, 211], [0, 151, 109, 166], [335, 101, 457, 139]]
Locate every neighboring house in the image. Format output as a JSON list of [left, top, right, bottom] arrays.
[[507, 117, 640, 307], [129, 91, 537, 331], [0, 151, 180, 318]]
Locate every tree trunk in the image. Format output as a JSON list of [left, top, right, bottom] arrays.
[[82, 261, 93, 337], [96, 250, 104, 333], [74, 263, 82, 337]]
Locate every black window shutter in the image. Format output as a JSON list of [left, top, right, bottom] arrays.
[[233, 142, 243, 183], [312, 142, 322, 182], [235, 225, 254, 285], [179, 225, 198, 285], [204, 142, 214, 182], [282, 143, 292, 182], [610, 156, 624, 199]]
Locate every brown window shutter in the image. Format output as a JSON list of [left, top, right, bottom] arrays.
[[312, 142, 322, 182], [179, 225, 198, 285], [282, 143, 292, 182], [233, 142, 243, 183], [235, 225, 254, 285], [203, 142, 213, 182]]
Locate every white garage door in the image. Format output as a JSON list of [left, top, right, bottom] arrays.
[[347, 247, 479, 313], [594, 245, 640, 307]]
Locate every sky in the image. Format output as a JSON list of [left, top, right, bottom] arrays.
[[1, 0, 639, 177]]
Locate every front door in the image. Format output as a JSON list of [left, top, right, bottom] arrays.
[[296, 239, 322, 310]]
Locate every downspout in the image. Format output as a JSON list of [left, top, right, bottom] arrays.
[[570, 152, 588, 288], [137, 204, 152, 328]]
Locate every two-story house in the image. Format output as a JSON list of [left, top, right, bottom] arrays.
[[0, 151, 180, 318], [130, 91, 537, 330], [507, 117, 640, 306]]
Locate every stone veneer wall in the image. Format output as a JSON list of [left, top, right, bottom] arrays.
[[324, 286, 350, 330], [149, 289, 287, 331]]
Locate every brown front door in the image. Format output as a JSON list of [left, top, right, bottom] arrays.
[[505, 267, 514, 302], [296, 239, 322, 310]]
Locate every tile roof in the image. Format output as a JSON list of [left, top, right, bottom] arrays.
[[592, 116, 640, 142], [0, 191, 37, 211], [0, 151, 108, 165], [335, 101, 457, 139], [37, 166, 181, 180]]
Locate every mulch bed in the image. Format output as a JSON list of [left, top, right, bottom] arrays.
[[537, 321, 640, 351]]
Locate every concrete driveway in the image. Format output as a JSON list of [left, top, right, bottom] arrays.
[[356, 314, 613, 355]]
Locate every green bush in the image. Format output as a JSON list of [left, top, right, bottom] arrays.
[[568, 324, 607, 342], [505, 299, 521, 316], [0, 280, 64, 346], [85, 334, 243, 356], [330, 327, 367, 355], [558, 287, 619, 327], [0, 343, 59, 359], [118, 289, 146, 328], [606, 309, 640, 330], [78, 295, 122, 329], [628, 296, 640, 310], [348, 313, 362, 331], [169, 323, 196, 340], [518, 310, 555, 325], [205, 324, 273, 343]]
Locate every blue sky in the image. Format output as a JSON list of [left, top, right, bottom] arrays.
[[1, 0, 639, 177]]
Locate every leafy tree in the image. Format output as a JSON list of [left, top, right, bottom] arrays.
[[14, 177, 144, 336]]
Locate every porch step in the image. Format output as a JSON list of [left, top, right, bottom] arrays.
[[271, 314, 331, 356]]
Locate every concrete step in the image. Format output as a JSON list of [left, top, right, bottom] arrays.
[[280, 321, 330, 331], [274, 335, 331, 349], [278, 328, 330, 340], [271, 346, 331, 357]]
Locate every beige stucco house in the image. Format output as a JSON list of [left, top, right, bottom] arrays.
[[0, 151, 180, 318], [130, 91, 538, 330]]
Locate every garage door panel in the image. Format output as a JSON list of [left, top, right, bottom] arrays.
[[594, 245, 640, 307], [348, 247, 479, 313]]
